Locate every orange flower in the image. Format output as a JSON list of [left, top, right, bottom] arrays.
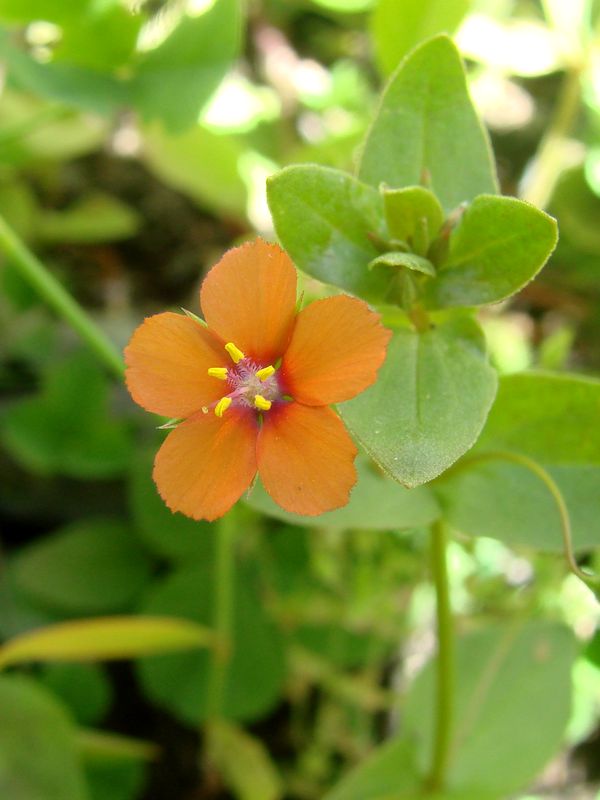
[[125, 239, 391, 521]]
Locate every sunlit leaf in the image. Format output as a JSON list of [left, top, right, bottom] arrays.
[[0, 616, 214, 669]]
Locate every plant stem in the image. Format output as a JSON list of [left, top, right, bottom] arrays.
[[425, 519, 454, 793], [457, 450, 600, 591], [521, 64, 583, 209], [206, 512, 237, 720], [0, 215, 125, 380]]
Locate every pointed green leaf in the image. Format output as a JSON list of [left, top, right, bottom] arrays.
[[267, 164, 391, 301], [0, 617, 214, 669], [425, 195, 558, 308], [476, 372, 600, 464], [340, 316, 497, 487], [358, 36, 497, 212]]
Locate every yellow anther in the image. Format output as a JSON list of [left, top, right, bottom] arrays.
[[208, 367, 228, 380], [254, 394, 272, 412], [256, 365, 275, 382], [225, 342, 245, 364], [214, 396, 232, 418]]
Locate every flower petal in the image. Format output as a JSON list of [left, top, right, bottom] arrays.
[[257, 402, 357, 515], [153, 409, 258, 521], [200, 239, 297, 363], [281, 295, 391, 405], [125, 312, 227, 418]]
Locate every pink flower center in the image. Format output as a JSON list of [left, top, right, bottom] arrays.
[[207, 342, 285, 418]]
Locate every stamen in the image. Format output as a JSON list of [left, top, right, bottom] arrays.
[[225, 342, 244, 364], [214, 396, 232, 417], [208, 367, 228, 380], [256, 365, 275, 381], [254, 394, 272, 411]]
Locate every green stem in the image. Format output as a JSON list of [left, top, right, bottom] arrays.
[[521, 65, 583, 209], [206, 512, 237, 720], [0, 215, 124, 380], [457, 451, 600, 590], [425, 519, 454, 793]]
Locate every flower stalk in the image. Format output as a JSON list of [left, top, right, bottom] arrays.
[[206, 511, 237, 720], [0, 215, 125, 380], [425, 518, 454, 793]]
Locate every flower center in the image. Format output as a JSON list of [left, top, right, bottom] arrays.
[[207, 341, 282, 418]]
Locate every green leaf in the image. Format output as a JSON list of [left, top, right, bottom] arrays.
[[405, 622, 576, 796], [131, 0, 242, 132], [368, 251, 435, 276], [0, 0, 91, 23], [325, 737, 420, 800], [12, 518, 153, 614], [435, 462, 600, 551], [326, 736, 500, 799], [129, 448, 215, 561], [382, 185, 444, 244], [267, 164, 391, 301], [475, 372, 600, 464], [37, 193, 141, 244], [0, 616, 214, 669], [1, 351, 131, 478], [550, 166, 600, 255], [141, 122, 247, 220], [206, 720, 283, 800], [340, 316, 497, 487], [0, 35, 127, 116], [424, 195, 558, 308], [0, 674, 89, 800], [53, 5, 142, 71], [247, 455, 439, 529], [371, 0, 472, 75], [85, 761, 144, 800], [0, 91, 108, 164], [137, 564, 287, 724], [358, 36, 497, 213], [39, 663, 112, 726]]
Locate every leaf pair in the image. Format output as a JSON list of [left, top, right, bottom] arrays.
[[268, 36, 558, 487]]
